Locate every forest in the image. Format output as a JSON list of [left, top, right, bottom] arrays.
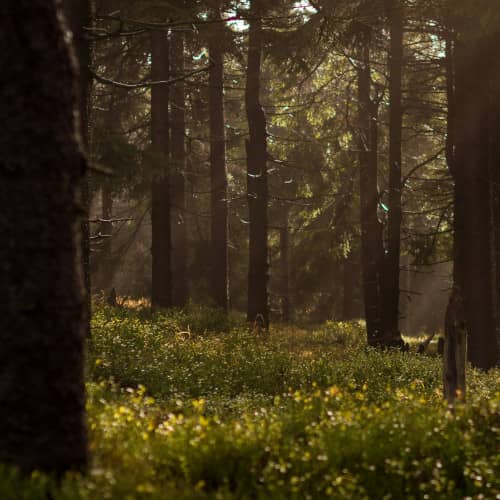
[[0, 0, 499, 498]]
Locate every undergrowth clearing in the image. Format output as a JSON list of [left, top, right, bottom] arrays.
[[2, 305, 499, 499]]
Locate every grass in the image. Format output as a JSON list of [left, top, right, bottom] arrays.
[[1, 304, 499, 499]]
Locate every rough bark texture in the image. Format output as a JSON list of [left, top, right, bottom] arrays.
[[170, 32, 189, 308], [382, 0, 404, 346], [454, 30, 497, 370], [0, 0, 88, 474], [357, 28, 384, 345], [209, 10, 229, 312], [63, 0, 92, 335], [245, 0, 269, 327], [151, 31, 172, 309]]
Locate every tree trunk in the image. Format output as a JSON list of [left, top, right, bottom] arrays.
[[151, 31, 172, 310], [342, 247, 362, 321], [170, 31, 189, 308], [454, 30, 497, 369], [209, 8, 229, 312], [0, 0, 88, 474], [63, 0, 92, 335], [99, 183, 114, 292], [357, 26, 384, 345], [245, 0, 269, 328], [280, 206, 290, 323], [445, 33, 462, 288], [444, 287, 467, 403], [382, 0, 404, 346], [489, 30, 500, 361]]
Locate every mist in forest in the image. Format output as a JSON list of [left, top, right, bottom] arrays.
[[2, 0, 500, 495], [400, 263, 451, 336]]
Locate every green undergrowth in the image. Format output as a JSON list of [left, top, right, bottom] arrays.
[[1, 305, 499, 499]]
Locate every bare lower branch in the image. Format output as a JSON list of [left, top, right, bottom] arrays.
[[92, 65, 211, 90]]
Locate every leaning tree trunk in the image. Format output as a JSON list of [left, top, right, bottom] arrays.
[[170, 31, 189, 308], [382, 0, 404, 346], [151, 31, 172, 309], [454, 28, 497, 369], [0, 0, 88, 474], [209, 6, 229, 312], [63, 0, 92, 335], [245, 0, 269, 328], [357, 26, 385, 345]]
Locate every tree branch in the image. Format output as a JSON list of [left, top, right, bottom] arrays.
[[92, 65, 212, 90]]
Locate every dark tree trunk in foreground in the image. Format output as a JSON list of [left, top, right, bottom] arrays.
[[381, 0, 404, 346], [245, 0, 269, 327], [151, 31, 172, 309], [209, 7, 229, 312], [357, 26, 384, 344], [0, 0, 88, 474], [170, 32, 189, 307], [63, 0, 92, 334], [453, 27, 497, 369]]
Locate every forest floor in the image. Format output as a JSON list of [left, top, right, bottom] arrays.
[[3, 304, 499, 499]]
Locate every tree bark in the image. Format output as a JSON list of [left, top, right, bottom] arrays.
[[92, 94, 119, 294], [342, 247, 362, 321], [444, 287, 467, 403], [489, 30, 500, 362], [209, 7, 229, 312], [357, 26, 384, 345], [0, 0, 88, 474], [280, 206, 290, 323], [382, 0, 404, 346], [170, 31, 189, 308], [445, 34, 462, 287], [245, 0, 269, 327], [63, 0, 92, 335], [151, 31, 172, 309], [98, 183, 114, 292], [454, 27, 497, 369]]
